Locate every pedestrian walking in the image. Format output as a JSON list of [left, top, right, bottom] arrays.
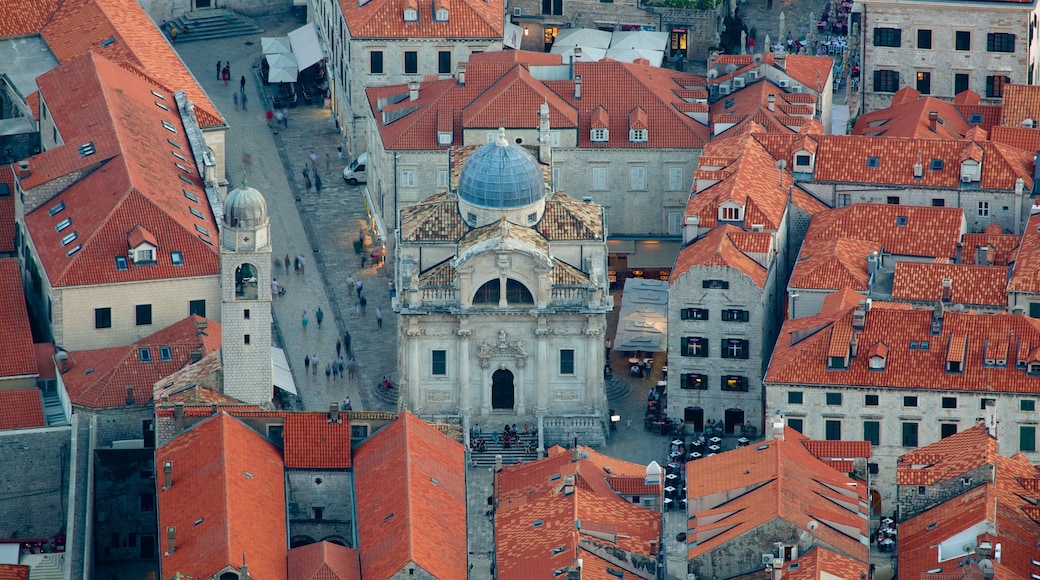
[[314, 172, 322, 194], [222, 66, 229, 86], [336, 338, 342, 358], [310, 151, 318, 169], [303, 165, 310, 180], [298, 255, 306, 274], [360, 253, 366, 268], [359, 228, 365, 244], [332, 363, 339, 381], [304, 175, 312, 193], [315, 307, 324, 328], [354, 297, 361, 316], [325, 152, 332, 172], [284, 254, 291, 272], [240, 75, 246, 92], [232, 92, 238, 110], [304, 354, 311, 373], [338, 357, 345, 375], [241, 152, 252, 174], [346, 357, 357, 382], [301, 310, 309, 330], [274, 110, 284, 128], [360, 295, 368, 316], [311, 354, 319, 375], [271, 278, 279, 296], [343, 331, 351, 355], [355, 279, 363, 298], [216, 60, 222, 80], [294, 256, 300, 274], [281, 107, 289, 127], [325, 363, 332, 381], [376, 306, 383, 328], [240, 91, 247, 111]]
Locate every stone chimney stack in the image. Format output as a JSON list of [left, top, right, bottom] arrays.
[[457, 64, 466, 86], [125, 385, 136, 406], [166, 526, 176, 554], [771, 412, 785, 440], [329, 402, 341, 424], [174, 402, 185, 433], [768, 93, 776, 112], [928, 111, 939, 132], [163, 460, 173, 490], [538, 101, 552, 165], [408, 81, 419, 101], [574, 75, 582, 100]]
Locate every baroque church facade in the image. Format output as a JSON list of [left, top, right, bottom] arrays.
[[393, 128, 612, 446]]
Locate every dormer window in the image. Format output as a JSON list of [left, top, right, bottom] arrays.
[[135, 247, 155, 263], [591, 128, 608, 142], [794, 152, 813, 171], [434, 7, 448, 21], [719, 203, 743, 222], [127, 225, 158, 265], [868, 342, 888, 370], [629, 128, 648, 142], [404, 7, 418, 21], [960, 159, 979, 183], [438, 131, 452, 145]]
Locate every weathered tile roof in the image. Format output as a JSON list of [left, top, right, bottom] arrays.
[[23, 52, 220, 288], [399, 191, 469, 242], [416, 258, 455, 287], [353, 412, 467, 580], [463, 65, 578, 128], [672, 225, 769, 288], [766, 304, 1040, 394], [0, 259, 38, 379], [781, 546, 868, 580], [287, 541, 361, 580], [892, 262, 1009, 307], [803, 204, 964, 260], [496, 445, 659, 580], [338, 0, 503, 39], [897, 424, 996, 485], [686, 429, 868, 564], [801, 439, 871, 459], [782, 55, 835, 93], [0, 564, 30, 580], [710, 81, 819, 138], [991, 125, 1040, 152], [459, 218, 549, 255], [536, 192, 605, 241], [0, 167, 15, 254], [852, 87, 970, 139], [789, 238, 881, 291], [1008, 213, 1040, 293], [1001, 84, 1040, 128], [0, 389, 46, 431], [962, 224, 1019, 266], [283, 413, 352, 470], [62, 315, 221, 408], [157, 412, 287, 580], [551, 259, 589, 286]]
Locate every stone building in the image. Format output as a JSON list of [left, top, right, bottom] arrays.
[[393, 129, 612, 446], [857, 0, 1040, 111], [507, 0, 658, 54]]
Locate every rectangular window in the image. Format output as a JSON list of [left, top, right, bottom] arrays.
[[668, 167, 684, 191], [887, 196, 900, 205], [667, 211, 682, 236], [542, 0, 563, 15], [825, 420, 842, 440], [370, 51, 384, 74], [826, 392, 843, 405], [873, 27, 902, 47], [680, 373, 707, 390], [560, 349, 575, 374], [917, 29, 932, 49], [139, 348, 152, 363], [916, 71, 931, 95], [629, 165, 646, 191], [941, 423, 958, 438], [680, 308, 709, 321], [140, 493, 155, 512], [932, 198, 945, 207], [591, 166, 607, 191], [795, 154, 811, 167], [874, 70, 899, 93], [702, 279, 729, 290], [955, 73, 970, 94], [95, 307, 112, 329], [188, 299, 206, 317], [986, 32, 1015, 52], [902, 422, 919, 447], [837, 193, 851, 207], [721, 338, 749, 359], [244, 309, 250, 320], [863, 421, 880, 446], [788, 391, 803, 404], [431, 350, 447, 375], [720, 206, 740, 221], [955, 31, 971, 51], [681, 337, 708, 357], [721, 375, 748, 392], [903, 396, 918, 407], [171, 251, 183, 266], [722, 309, 750, 322], [243, 334, 251, 345], [401, 169, 416, 187], [1022, 399, 1036, 412], [404, 51, 418, 74], [788, 418, 804, 433], [941, 396, 957, 409], [135, 304, 152, 326], [159, 347, 172, 361], [438, 50, 452, 74], [1020, 425, 1036, 452], [978, 201, 990, 217]]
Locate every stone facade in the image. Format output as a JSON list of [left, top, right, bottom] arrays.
[[508, 0, 659, 52], [896, 463, 992, 522], [859, 0, 1040, 111], [0, 426, 72, 540], [138, 0, 288, 21], [643, 5, 723, 61], [286, 471, 354, 547], [688, 517, 810, 579], [93, 448, 158, 565]]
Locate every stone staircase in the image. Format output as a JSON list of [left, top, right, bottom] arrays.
[[604, 372, 630, 401], [41, 392, 67, 426], [470, 431, 539, 468], [168, 9, 263, 43], [22, 553, 64, 580]]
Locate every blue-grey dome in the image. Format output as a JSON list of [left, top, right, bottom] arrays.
[[457, 129, 545, 209], [224, 185, 268, 229]]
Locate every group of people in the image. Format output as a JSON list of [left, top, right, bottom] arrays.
[[468, 423, 537, 454]]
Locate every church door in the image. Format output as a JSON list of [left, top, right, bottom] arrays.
[[491, 369, 515, 410]]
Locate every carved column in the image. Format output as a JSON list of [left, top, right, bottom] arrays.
[[405, 326, 422, 414], [514, 340, 528, 416], [457, 328, 473, 414], [535, 323, 551, 414], [584, 322, 602, 414]]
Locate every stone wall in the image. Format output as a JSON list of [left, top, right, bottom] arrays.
[[287, 471, 354, 546], [688, 517, 812, 579], [93, 448, 157, 564], [644, 4, 722, 61], [0, 426, 72, 539], [896, 463, 992, 521]]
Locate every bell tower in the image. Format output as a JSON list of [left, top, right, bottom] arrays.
[[219, 184, 273, 405]]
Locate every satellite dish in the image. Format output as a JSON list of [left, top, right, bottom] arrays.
[[725, 63, 737, 74], [707, 69, 719, 79], [753, 53, 763, 63], [808, 520, 819, 531]]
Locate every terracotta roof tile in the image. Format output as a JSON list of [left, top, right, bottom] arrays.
[[852, 87, 971, 139], [789, 238, 881, 291], [804, 204, 964, 260], [0, 389, 47, 431], [157, 413, 287, 580], [463, 66, 578, 129], [0, 0, 62, 37], [62, 315, 221, 408], [0, 259, 37, 379], [782, 55, 834, 93], [338, 0, 503, 39], [687, 429, 868, 564], [991, 125, 1040, 152], [962, 226, 1019, 266], [283, 414, 352, 470], [399, 192, 468, 242], [896, 424, 996, 485], [24, 53, 220, 288], [536, 192, 605, 241], [891, 262, 1008, 307], [287, 541, 361, 580], [0, 564, 30, 580], [1001, 84, 1040, 128], [459, 218, 548, 255], [496, 446, 660, 579], [781, 546, 867, 580], [0, 166, 15, 253], [1008, 213, 1040, 293], [353, 412, 467, 580], [822, 459, 854, 473], [672, 225, 768, 287], [34, 343, 56, 380], [802, 439, 872, 459], [711, 81, 819, 138]]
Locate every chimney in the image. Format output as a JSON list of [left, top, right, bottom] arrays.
[[852, 304, 866, 331], [494, 454, 503, 472], [329, 401, 341, 423], [683, 215, 700, 244], [163, 461, 173, 489], [572, 445, 581, 462], [941, 278, 953, 302], [189, 349, 202, 363], [408, 81, 419, 101], [125, 385, 136, 406], [928, 111, 939, 132], [767, 93, 776, 112], [55, 351, 69, 374], [931, 301, 944, 335], [979, 245, 990, 266], [174, 402, 185, 432], [772, 558, 784, 580], [574, 75, 582, 100], [211, 403, 219, 416], [194, 317, 208, 334], [241, 552, 249, 579], [984, 399, 998, 443], [771, 413, 785, 440], [166, 526, 176, 554], [538, 101, 552, 165], [457, 64, 466, 86], [850, 333, 859, 358]]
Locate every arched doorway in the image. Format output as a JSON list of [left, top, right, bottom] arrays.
[[870, 489, 882, 518], [724, 408, 745, 434], [491, 369, 515, 410], [684, 407, 704, 432]]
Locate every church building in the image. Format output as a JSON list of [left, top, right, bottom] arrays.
[[393, 128, 612, 446]]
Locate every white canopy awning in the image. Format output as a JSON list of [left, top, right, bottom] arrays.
[[609, 30, 669, 51], [553, 27, 612, 49], [549, 44, 607, 62], [261, 36, 292, 55], [604, 47, 664, 67], [266, 52, 299, 83], [272, 347, 297, 395], [288, 22, 325, 70], [613, 278, 669, 352]]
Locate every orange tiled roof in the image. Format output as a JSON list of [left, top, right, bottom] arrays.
[[1008, 212, 1040, 293], [962, 225, 1019, 266], [991, 125, 1040, 152], [157, 412, 287, 580], [0, 389, 46, 431], [62, 316, 221, 408], [23, 53, 220, 288], [283, 413, 352, 469], [338, 0, 503, 39], [852, 87, 970, 139], [710, 81, 820, 138], [496, 445, 660, 580], [287, 541, 361, 580], [803, 204, 964, 260], [687, 429, 868, 564], [1001, 84, 1040, 128], [782, 55, 834, 93], [801, 439, 871, 459], [766, 305, 1040, 394], [353, 412, 467, 580], [782, 546, 868, 580], [34, 343, 56, 380], [0, 259, 37, 379], [0, 564, 30, 580], [789, 238, 881, 291], [536, 192, 605, 241], [0, 166, 15, 254], [891, 262, 1009, 307], [672, 225, 769, 288], [897, 424, 996, 485]]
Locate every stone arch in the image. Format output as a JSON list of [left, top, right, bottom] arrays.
[[289, 534, 317, 549], [322, 535, 350, 547], [235, 262, 259, 299], [472, 278, 534, 306]]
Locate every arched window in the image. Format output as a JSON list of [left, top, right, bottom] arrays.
[[472, 279, 500, 304], [472, 278, 534, 306], [219, 573, 240, 580], [235, 263, 259, 299], [506, 279, 533, 304]]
